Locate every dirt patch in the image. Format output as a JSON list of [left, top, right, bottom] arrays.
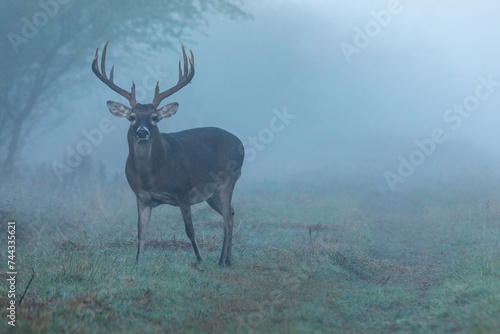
[[55, 237, 222, 254], [106, 238, 221, 252], [199, 220, 222, 228], [246, 264, 293, 273], [106, 239, 192, 250], [56, 240, 87, 252], [279, 221, 339, 231], [17, 297, 57, 323], [362, 193, 452, 291]]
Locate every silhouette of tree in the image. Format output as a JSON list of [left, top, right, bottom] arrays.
[[0, 0, 249, 173]]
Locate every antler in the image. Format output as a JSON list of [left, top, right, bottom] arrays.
[[151, 44, 195, 108], [92, 41, 137, 107]]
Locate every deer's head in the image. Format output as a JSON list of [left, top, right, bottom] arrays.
[[106, 101, 178, 142], [92, 41, 194, 147]]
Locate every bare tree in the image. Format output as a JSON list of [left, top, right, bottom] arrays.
[[0, 0, 249, 174]]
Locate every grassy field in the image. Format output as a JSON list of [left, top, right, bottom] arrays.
[[1, 169, 500, 333]]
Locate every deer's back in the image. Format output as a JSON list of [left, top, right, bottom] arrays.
[[163, 127, 244, 175]]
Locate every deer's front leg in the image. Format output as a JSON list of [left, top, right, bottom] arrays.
[[136, 197, 152, 264]]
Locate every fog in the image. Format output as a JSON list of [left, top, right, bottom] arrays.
[[16, 0, 500, 192]]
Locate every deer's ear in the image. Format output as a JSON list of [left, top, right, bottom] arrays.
[[107, 101, 131, 118], [157, 102, 178, 120]]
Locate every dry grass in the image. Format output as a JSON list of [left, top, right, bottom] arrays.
[[1, 171, 500, 333]]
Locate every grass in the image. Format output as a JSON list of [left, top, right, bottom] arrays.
[[1, 169, 500, 333]]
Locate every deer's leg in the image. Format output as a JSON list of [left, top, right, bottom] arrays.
[[218, 184, 235, 267], [136, 197, 152, 264], [180, 203, 202, 262], [207, 194, 235, 217], [225, 204, 235, 266]]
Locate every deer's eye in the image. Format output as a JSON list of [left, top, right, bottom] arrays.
[[151, 115, 158, 123], [129, 115, 136, 122]]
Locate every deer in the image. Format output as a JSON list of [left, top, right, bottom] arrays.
[[91, 41, 244, 266]]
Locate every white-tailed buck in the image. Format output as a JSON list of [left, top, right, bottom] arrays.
[[92, 41, 244, 266]]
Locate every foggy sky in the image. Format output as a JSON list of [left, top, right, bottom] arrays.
[[24, 0, 500, 191]]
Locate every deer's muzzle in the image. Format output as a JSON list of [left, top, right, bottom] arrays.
[[136, 126, 150, 140]]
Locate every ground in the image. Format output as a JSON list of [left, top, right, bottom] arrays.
[[0, 170, 499, 333]]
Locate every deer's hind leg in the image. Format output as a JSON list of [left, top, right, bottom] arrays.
[[216, 181, 237, 267], [207, 194, 234, 216]]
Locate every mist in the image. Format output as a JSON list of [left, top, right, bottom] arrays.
[[4, 1, 500, 331], [7, 1, 498, 193]]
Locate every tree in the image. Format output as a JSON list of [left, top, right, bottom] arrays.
[[0, 0, 249, 174]]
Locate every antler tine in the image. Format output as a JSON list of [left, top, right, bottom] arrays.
[[178, 60, 182, 82], [91, 41, 137, 107], [182, 43, 189, 79], [151, 43, 195, 108], [154, 81, 160, 99], [110, 65, 114, 82], [101, 41, 109, 79], [131, 82, 136, 103]]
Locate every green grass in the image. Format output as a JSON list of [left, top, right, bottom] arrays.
[[1, 170, 500, 333]]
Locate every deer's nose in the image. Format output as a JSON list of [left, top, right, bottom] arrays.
[[136, 126, 150, 140]]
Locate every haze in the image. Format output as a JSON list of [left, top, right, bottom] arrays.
[[14, 0, 500, 192]]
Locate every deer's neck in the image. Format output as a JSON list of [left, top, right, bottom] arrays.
[[128, 133, 169, 181]]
